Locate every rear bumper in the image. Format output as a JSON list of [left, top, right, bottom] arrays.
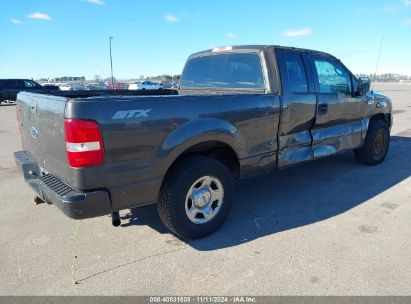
[[14, 151, 112, 219]]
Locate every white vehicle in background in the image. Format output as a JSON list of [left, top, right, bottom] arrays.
[[85, 82, 107, 90], [40, 82, 56, 87], [128, 81, 163, 90], [128, 81, 142, 90], [58, 83, 72, 91]]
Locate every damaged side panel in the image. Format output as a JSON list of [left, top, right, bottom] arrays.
[[311, 119, 368, 158]]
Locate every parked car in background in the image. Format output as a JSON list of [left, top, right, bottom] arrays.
[[40, 82, 62, 89], [160, 81, 179, 89], [58, 84, 72, 91], [0, 79, 59, 104], [170, 81, 179, 89], [127, 81, 142, 90], [108, 82, 128, 90], [70, 83, 87, 91], [129, 80, 163, 90], [85, 83, 107, 90]]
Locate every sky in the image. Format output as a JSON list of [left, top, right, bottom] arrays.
[[1, 0, 411, 80]]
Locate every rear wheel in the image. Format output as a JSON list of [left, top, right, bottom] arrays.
[[354, 119, 390, 165], [158, 156, 234, 239]]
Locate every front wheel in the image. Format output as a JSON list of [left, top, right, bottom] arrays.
[[354, 119, 390, 165], [158, 156, 234, 239]]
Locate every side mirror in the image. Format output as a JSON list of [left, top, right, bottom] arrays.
[[358, 77, 371, 94]]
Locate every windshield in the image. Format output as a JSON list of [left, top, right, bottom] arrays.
[[180, 52, 265, 90]]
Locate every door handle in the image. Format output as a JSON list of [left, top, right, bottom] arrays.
[[318, 103, 328, 115]]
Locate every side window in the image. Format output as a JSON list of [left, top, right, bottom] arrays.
[[0, 80, 6, 89], [284, 52, 308, 93], [24, 80, 37, 88], [314, 59, 351, 95]]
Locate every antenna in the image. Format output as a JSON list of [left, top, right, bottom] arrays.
[[373, 35, 385, 91]]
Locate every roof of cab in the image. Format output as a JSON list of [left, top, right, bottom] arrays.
[[188, 45, 335, 60]]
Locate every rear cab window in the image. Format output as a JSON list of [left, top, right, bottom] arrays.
[[180, 52, 266, 91], [284, 52, 309, 93]]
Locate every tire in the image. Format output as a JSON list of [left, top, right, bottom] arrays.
[[158, 156, 234, 239], [354, 119, 390, 165]]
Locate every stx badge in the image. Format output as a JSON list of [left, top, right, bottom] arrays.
[[112, 109, 152, 119]]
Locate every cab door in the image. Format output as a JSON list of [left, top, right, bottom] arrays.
[[309, 55, 366, 158], [275, 48, 317, 168]]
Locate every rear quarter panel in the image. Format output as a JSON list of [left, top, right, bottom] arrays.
[[66, 94, 280, 209]]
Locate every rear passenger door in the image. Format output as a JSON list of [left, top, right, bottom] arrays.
[[309, 55, 366, 158], [276, 48, 317, 168]]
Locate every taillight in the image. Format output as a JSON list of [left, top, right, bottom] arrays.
[[64, 118, 104, 168]]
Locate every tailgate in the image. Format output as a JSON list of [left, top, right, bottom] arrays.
[[16, 92, 69, 183]]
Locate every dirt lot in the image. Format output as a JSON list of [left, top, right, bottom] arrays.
[[0, 83, 410, 295]]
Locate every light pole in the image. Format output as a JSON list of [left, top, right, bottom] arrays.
[[109, 36, 114, 89]]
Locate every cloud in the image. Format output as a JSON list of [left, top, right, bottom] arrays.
[[283, 28, 312, 37], [11, 18, 23, 24], [84, 0, 105, 5], [165, 13, 180, 22], [405, 18, 411, 26], [28, 12, 52, 20], [226, 32, 238, 38], [404, 0, 411, 6]]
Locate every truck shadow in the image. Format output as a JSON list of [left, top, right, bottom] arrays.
[[121, 135, 411, 251]]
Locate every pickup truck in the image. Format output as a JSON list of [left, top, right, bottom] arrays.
[[14, 45, 392, 239], [0, 79, 60, 104]]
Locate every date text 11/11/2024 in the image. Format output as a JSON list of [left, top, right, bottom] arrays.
[[149, 296, 257, 303]]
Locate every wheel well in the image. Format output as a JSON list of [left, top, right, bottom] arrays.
[[370, 113, 391, 126], [167, 141, 240, 179]]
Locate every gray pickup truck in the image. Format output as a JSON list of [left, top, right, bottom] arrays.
[[14, 45, 392, 239]]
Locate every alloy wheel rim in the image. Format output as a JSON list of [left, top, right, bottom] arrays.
[[185, 176, 224, 224]]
